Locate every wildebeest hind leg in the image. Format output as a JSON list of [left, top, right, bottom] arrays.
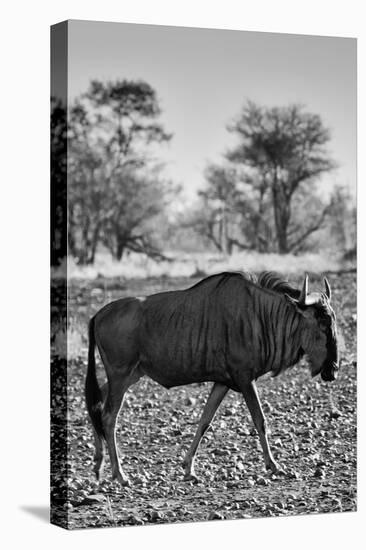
[[93, 427, 105, 480], [241, 381, 280, 473], [182, 382, 228, 482], [102, 365, 141, 487], [92, 382, 108, 480]]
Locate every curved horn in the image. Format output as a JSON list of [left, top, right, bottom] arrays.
[[324, 277, 331, 301], [298, 274, 309, 304]]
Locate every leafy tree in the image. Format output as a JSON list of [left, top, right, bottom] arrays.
[[226, 101, 335, 254], [67, 80, 172, 264], [81, 80, 171, 170]]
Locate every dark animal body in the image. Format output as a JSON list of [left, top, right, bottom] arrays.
[[86, 271, 339, 486]]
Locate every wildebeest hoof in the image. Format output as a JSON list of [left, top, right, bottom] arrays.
[[94, 470, 101, 481], [119, 477, 131, 488], [113, 473, 131, 487], [94, 466, 104, 481], [183, 473, 200, 483], [269, 469, 287, 479], [265, 461, 282, 474]]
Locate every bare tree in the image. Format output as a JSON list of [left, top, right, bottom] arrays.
[[100, 169, 171, 261], [227, 101, 335, 254], [190, 165, 272, 255], [196, 165, 239, 254]]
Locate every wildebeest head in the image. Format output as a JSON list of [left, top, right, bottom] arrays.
[[286, 275, 339, 382]]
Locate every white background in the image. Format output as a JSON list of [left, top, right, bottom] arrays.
[[0, 1, 363, 548]]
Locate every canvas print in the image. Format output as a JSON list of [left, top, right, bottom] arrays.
[[51, 20, 357, 530]]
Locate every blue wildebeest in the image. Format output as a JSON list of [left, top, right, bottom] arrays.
[[85, 271, 339, 486]]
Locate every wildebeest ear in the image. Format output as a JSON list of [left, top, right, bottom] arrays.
[[324, 277, 332, 301]]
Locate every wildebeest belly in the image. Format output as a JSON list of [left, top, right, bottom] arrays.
[[138, 320, 235, 388], [138, 350, 234, 389]]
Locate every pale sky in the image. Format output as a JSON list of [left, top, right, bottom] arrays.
[[68, 20, 356, 204]]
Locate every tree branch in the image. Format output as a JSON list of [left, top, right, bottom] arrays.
[[227, 237, 255, 251], [289, 203, 331, 252]]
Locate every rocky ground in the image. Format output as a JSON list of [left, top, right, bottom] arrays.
[[51, 271, 357, 529]]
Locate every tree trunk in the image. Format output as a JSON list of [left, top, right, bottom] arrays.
[[218, 213, 223, 252], [77, 219, 90, 265], [115, 235, 126, 261], [87, 223, 100, 265], [223, 211, 233, 255], [256, 185, 267, 252], [276, 221, 289, 254], [68, 217, 77, 258], [272, 182, 290, 254]]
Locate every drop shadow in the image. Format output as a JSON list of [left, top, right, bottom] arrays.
[[20, 506, 50, 523]]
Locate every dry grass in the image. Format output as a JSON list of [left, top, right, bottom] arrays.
[[53, 318, 86, 359], [53, 249, 350, 281]]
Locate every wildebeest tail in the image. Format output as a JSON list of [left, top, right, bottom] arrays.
[[85, 316, 105, 439]]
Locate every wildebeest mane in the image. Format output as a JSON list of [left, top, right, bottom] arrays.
[[257, 271, 300, 299], [187, 270, 256, 290], [182, 270, 304, 380]]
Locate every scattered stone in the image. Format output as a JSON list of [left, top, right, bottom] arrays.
[[208, 511, 224, 520], [128, 514, 144, 526], [74, 493, 107, 507], [150, 510, 164, 522], [134, 476, 147, 485], [314, 467, 325, 478], [256, 476, 270, 486], [329, 409, 342, 419], [214, 448, 230, 457], [226, 481, 237, 488], [184, 396, 196, 406]]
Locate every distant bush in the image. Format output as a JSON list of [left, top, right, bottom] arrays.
[[343, 247, 356, 263]]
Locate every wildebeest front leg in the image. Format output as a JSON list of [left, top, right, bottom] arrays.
[[241, 381, 279, 473], [182, 382, 228, 482]]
